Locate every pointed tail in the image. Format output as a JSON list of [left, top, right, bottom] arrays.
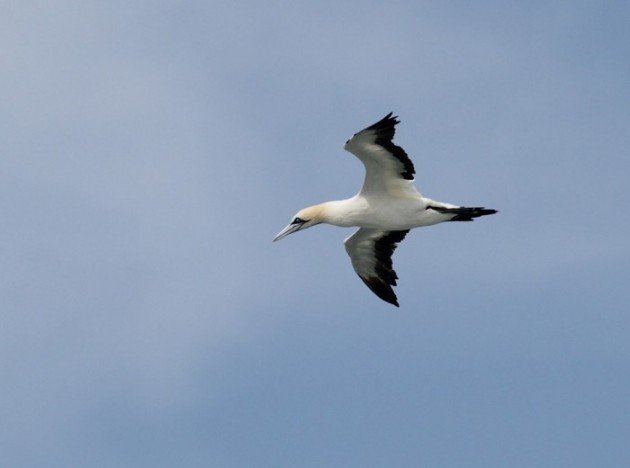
[[428, 206, 498, 221]]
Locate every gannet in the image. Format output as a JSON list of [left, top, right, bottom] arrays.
[[274, 113, 497, 307]]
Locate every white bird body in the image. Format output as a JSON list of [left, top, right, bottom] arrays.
[[274, 113, 497, 307], [313, 196, 457, 230]]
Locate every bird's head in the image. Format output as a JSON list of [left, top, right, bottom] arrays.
[[273, 205, 324, 242]]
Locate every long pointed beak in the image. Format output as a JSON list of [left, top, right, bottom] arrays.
[[273, 223, 300, 242]]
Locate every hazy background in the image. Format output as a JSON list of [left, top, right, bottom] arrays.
[[2, 1, 629, 466]]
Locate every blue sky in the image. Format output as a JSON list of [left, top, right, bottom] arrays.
[[2, 1, 629, 466]]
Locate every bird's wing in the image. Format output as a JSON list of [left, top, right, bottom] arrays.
[[343, 113, 421, 197], [344, 228, 410, 307]]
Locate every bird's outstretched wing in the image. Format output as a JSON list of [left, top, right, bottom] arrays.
[[344, 228, 410, 307], [343, 113, 421, 197]]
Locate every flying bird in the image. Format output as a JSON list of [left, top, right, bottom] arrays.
[[273, 113, 497, 307]]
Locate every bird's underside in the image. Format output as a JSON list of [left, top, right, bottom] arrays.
[[275, 112, 497, 307], [343, 206, 496, 306]]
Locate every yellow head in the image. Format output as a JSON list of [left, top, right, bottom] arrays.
[[273, 205, 325, 242]]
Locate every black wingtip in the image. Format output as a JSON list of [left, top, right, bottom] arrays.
[[366, 112, 400, 131], [384, 112, 399, 125], [360, 275, 400, 307], [383, 295, 400, 307], [385, 111, 397, 122]]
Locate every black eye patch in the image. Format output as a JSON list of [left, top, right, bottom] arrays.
[[292, 217, 306, 224]]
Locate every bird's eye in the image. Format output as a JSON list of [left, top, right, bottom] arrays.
[[292, 217, 305, 224]]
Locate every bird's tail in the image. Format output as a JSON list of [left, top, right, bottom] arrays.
[[428, 206, 498, 221]]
